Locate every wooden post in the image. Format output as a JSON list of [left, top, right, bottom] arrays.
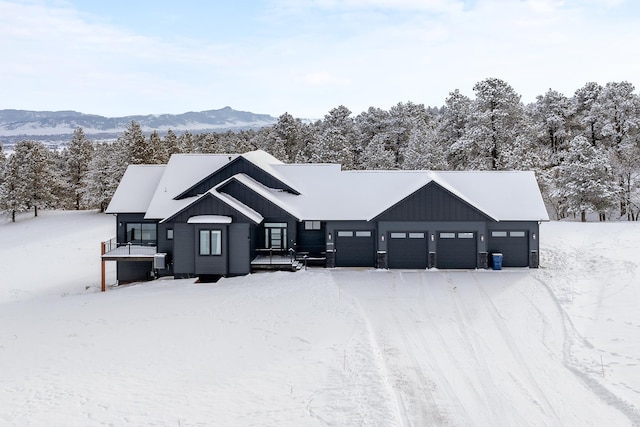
[[101, 241, 106, 292]]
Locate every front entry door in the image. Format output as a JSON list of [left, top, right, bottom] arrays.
[[264, 223, 288, 251]]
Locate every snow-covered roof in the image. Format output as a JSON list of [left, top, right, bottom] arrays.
[[144, 154, 238, 219], [106, 165, 165, 214], [108, 149, 549, 223], [216, 173, 302, 220]]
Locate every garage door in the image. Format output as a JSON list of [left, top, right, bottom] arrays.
[[388, 232, 428, 269], [437, 232, 476, 269], [488, 231, 529, 267], [335, 230, 375, 267]]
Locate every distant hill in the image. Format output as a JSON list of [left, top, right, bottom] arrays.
[[0, 107, 278, 146]]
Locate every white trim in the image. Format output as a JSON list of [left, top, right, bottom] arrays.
[[187, 215, 232, 224]]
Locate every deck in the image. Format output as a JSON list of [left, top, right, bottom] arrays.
[[251, 254, 303, 271]]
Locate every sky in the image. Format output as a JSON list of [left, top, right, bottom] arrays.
[[1, 0, 639, 119]]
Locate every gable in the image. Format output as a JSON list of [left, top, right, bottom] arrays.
[[218, 178, 300, 221], [164, 193, 261, 224], [176, 156, 299, 199], [373, 181, 493, 222]]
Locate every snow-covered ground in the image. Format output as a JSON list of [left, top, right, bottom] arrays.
[[1, 211, 639, 426]]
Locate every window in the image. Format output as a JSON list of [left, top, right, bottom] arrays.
[[126, 223, 157, 244], [439, 232, 455, 239], [491, 231, 507, 237], [355, 231, 372, 237], [167, 229, 174, 240], [390, 232, 407, 239], [199, 230, 222, 255], [305, 221, 321, 230], [510, 231, 526, 237], [338, 231, 353, 237], [458, 232, 474, 239], [409, 233, 425, 239]]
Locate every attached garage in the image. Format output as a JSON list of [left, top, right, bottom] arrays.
[[488, 230, 529, 267], [437, 232, 477, 269], [335, 230, 375, 267], [388, 232, 428, 269]]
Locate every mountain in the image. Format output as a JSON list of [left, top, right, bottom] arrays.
[[0, 107, 278, 145]]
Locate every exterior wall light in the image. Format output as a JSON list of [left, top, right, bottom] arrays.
[[533, 233, 536, 240], [381, 234, 385, 242], [328, 233, 332, 241], [480, 234, 484, 242]]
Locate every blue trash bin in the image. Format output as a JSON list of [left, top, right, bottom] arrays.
[[492, 253, 503, 270]]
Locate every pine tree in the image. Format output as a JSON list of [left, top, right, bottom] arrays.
[[530, 89, 572, 159], [312, 106, 361, 169], [361, 134, 395, 169], [573, 82, 603, 146], [10, 140, 59, 217], [63, 127, 94, 210], [402, 120, 448, 170], [148, 130, 164, 163], [553, 135, 618, 221], [83, 142, 123, 212], [0, 154, 27, 222], [163, 129, 180, 159], [459, 78, 526, 170], [119, 121, 153, 164]]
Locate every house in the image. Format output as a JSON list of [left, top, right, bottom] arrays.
[[103, 150, 549, 282]]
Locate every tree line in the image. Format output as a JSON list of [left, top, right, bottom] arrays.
[[1, 77, 639, 222]]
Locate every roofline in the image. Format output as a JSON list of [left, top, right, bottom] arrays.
[[160, 192, 263, 224], [215, 174, 302, 221], [369, 180, 497, 222]]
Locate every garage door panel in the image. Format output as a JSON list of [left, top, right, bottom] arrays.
[[336, 230, 375, 267], [388, 232, 428, 269], [489, 230, 529, 267], [437, 232, 476, 269]]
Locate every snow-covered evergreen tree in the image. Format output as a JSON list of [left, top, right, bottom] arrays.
[[148, 130, 165, 163], [0, 154, 27, 222], [573, 82, 603, 146], [119, 121, 153, 164], [83, 142, 123, 212], [163, 129, 180, 159], [456, 78, 525, 170], [311, 106, 361, 169], [361, 134, 395, 169], [63, 128, 94, 210], [530, 89, 572, 159], [178, 130, 195, 153], [402, 118, 447, 170], [553, 135, 618, 221], [8, 140, 60, 217]]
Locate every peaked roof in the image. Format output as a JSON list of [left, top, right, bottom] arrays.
[[106, 165, 165, 214], [107, 149, 550, 223]]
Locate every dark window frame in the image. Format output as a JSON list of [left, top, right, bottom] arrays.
[[199, 229, 222, 256]]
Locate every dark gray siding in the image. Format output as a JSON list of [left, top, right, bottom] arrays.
[[194, 224, 228, 275], [296, 222, 325, 255], [169, 193, 256, 224], [374, 182, 491, 222], [173, 223, 195, 276], [156, 223, 174, 276], [487, 221, 540, 268], [178, 157, 298, 198], [229, 223, 251, 275], [115, 213, 155, 244], [117, 261, 153, 282], [219, 180, 298, 220]]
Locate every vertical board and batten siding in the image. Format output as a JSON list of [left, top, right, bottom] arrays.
[[194, 224, 228, 275], [177, 157, 298, 198], [219, 179, 298, 250], [115, 213, 155, 244], [172, 223, 195, 277], [114, 213, 158, 281], [229, 223, 251, 275], [296, 222, 326, 255], [373, 182, 492, 222], [167, 193, 256, 224]]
